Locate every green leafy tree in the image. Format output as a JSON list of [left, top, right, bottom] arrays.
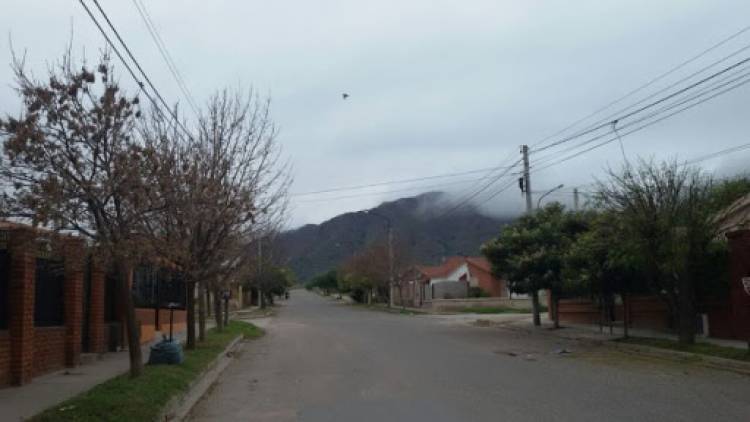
[[599, 159, 728, 344], [307, 270, 339, 295], [483, 203, 586, 327], [563, 211, 646, 337]]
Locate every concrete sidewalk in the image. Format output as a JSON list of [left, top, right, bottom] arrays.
[[0, 327, 195, 421], [496, 314, 749, 350]]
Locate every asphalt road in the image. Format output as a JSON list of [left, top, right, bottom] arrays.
[[189, 290, 750, 422]]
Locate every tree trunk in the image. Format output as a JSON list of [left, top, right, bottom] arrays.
[[223, 295, 229, 327], [531, 290, 541, 327], [622, 292, 630, 339], [551, 291, 560, 329], [260, 289, 266, 309], [186, 279, 196, 350], [116, 259, 142, 376], [198, 283, 206, 342], [677, 276, 696, 345], [213, 287, 223, 331]]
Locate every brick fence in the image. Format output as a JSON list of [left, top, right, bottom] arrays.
[[0, 227, 85, 386]]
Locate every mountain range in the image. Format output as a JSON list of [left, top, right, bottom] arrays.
[[280, 192, 513, 282]]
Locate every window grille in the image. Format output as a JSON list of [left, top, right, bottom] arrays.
[[34, 258, 65, 327]]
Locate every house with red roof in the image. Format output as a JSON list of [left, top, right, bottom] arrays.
[[392, 256, 508, 308]]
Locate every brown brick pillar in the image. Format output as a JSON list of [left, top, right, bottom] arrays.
[[8, 228, 35, 386], [88, 259, 106, 353], [727, 229, 750, 340], [63, 237, 84, 367]]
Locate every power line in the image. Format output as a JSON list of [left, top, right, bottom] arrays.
[[474, 177, 518, 207], [530, 70, 750, 175], [341, 25, 750, 216], [531, 61, 750, 169], [436, 158, 523, 217], [291, 164, 517, 197], [685, 142, 750, 165], [76, 0, 164, 121], [528, 24, 750, 151], [532, 54, 750, 154], [130, 0, 201, 117], [83, 0, 193, 140], [433, 147, 521, 216], [294, 176, 488, 204]]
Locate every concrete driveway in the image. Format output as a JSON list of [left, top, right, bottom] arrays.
[[189, 290, 750, 422]]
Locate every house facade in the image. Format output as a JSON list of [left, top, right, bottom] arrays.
[[392, 256, 508, 308], [0, 221, 187, 387]]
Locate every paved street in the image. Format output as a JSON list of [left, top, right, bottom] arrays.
[[189, 291, 750, 422]]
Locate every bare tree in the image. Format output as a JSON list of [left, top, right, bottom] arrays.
[[139, 89, 289, 345], [338, 238, 411, 304], [0, 51, 151, 376]]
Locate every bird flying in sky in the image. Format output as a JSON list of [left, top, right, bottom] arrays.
[[342, 93, 349, 100]]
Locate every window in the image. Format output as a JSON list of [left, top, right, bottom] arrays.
[[132, 265, 158, 308], [156, 270, 186, 309], [0, 250, 9, 329], [34, 258, 65, 327], [104, 271, 118, 322]]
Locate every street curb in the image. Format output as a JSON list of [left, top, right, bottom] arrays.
[[494, 322, 750, 376], [157, 335, 244, 421], [608, 341, 750, 376]]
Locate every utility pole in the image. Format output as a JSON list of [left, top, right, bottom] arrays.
[[521, 145, 533, 213], [388, 224, 394, 308], [368, 210, 393, 307], [521, 144, 541, 327], [257, 236, 264, 308], [573, 187, 580, 211]]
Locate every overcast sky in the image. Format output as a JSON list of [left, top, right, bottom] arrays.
[[2, 1, 750, 228]]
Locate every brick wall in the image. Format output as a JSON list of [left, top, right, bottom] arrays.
[[0, 331, 9, 385], [134, 308, 188, 344], [135, 308, 156, 344], [724, 229, 750, 340], [32, 327, 66, 377], [8, 228, 35, 386], [558, 296, 670, 331], [0, 227, 87, 386], [87, 261, 107, 353], [63, 238, 84, 367], [156, 308, 186, 333]]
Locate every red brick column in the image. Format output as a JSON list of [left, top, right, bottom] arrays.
[[88, 259, 106, 353], [727, 229, 750, 340], [8, 228, 35, 386], [63, 237, 84, 367]]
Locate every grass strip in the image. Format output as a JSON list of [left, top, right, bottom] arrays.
[[458, 306, 532, 314], [31, 320, 263, 422], [616, 336, 750, 363]]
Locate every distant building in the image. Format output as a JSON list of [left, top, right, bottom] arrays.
[[392, 256, 507, 308]]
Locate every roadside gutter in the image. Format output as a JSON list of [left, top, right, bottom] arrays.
[[157, 335, 245, 421]]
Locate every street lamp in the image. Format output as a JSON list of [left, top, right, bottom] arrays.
[[537, 184, 564, 209], [366, 210, 394, 307]]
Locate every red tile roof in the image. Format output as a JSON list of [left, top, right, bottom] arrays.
[[416, 256, 492, 280]]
